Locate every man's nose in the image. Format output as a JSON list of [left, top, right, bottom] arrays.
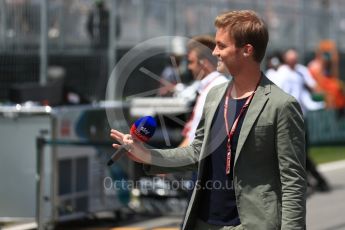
[[212, 47, 218, 56]]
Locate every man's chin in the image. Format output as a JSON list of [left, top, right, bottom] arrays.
[[217, 65, 230, 75]]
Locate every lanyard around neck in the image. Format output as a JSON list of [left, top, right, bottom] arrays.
[[223, 81, 260, 175]]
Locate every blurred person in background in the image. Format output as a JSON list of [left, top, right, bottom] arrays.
[[87, 0, 121, 49], [265, 51, 283, 85], [161, 35, 229, 224], [179, 35, 229, 147], [157, 54, 184, 97], [86, 0, 121, 100], [111, 10, 307, 230], [5, 0, 40, 37], [308, 51, 345, 116], [177, 36, 228, 221], [277, 48, 324, 113], [278, 48, 330, 192]]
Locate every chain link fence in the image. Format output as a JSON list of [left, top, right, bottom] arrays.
[[1, 0, 345, 101]]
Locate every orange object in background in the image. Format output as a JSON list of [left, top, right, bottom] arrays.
[[308, 40, 345, 109]]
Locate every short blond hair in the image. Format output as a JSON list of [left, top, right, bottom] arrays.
[[215, 10, 269, 63]]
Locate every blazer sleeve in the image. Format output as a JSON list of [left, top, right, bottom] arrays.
[[143, 99, 207, 175], [276, 96, 307, 229]]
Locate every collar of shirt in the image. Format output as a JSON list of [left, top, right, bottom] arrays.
[[198, 71, 223, 94]]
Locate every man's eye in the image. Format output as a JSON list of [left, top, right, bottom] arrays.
[[218, 44, 226, 49]]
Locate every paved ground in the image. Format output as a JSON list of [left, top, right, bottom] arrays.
[[307, 160, 345, 230], [112, 216, 182, 229]]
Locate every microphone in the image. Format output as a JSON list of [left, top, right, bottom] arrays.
[[107, 116, 157, 166]]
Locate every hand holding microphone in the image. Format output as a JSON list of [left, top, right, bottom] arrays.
[[109, 116, 157, 166]]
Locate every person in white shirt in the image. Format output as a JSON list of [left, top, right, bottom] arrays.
[[265, 51, 283, 86], [277, 48, 330, 192], [277, 49, 324, 113], [176, 35, 229, 229], [180, 35, 229, 147]]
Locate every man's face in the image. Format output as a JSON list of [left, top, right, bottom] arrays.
[[187, 50, 204, 80], [284, 50, 298, 69], [213, 28, 242, 76]]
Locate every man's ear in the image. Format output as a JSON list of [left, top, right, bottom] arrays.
[[243, 44, 254, 57]]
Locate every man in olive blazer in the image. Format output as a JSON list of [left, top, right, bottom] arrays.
[[110, 10, 306, 230], [145, 76, 306, 230]]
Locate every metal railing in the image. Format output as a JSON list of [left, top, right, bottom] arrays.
[[35, 136, 119, 229]]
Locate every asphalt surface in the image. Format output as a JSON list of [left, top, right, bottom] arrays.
[[307, 160, 345, 230]]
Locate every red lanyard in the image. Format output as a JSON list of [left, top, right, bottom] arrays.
[[223, 83, 259, 175]]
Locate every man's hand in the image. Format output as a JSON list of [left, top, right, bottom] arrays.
[[110, 129, 152, 164]]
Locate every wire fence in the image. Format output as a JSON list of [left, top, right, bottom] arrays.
[[1, 0, 345, 52], [1, 0, 345, 101]]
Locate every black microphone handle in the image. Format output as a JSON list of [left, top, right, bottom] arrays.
[[107, 145, 128, 166]]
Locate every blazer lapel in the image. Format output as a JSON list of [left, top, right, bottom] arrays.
[[234, 76, 271, 164], [197, 82, 229, 176], [204, 82, 229, 130]]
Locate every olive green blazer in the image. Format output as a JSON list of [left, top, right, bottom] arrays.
[[145, 75, 307, 230]]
